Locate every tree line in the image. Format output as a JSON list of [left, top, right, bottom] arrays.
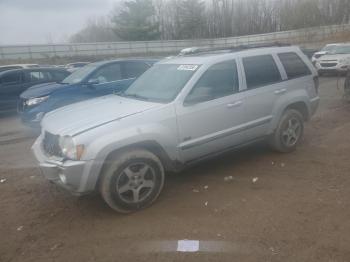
[[70, 0, 350, 43]]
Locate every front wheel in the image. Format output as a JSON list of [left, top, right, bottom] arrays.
[[269, 109, 304, 153], [99, 149, 165, 213]]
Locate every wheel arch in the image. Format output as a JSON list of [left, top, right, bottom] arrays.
[[284, 101, 310, 121], [270, 97, 310, 134], [94, 140, 180, 191]]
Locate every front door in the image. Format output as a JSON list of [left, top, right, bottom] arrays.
[[175, 60, 246, 162]]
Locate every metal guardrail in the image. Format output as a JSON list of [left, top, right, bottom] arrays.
[[0, 24, 349, 60]]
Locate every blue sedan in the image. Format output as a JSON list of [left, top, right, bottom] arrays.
[[19, 59, 157, 127]]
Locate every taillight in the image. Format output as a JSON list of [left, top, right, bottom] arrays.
[[313, 76, 319, 94]]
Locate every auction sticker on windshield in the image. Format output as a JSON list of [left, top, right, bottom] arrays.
[[177, 65, 199, 71]]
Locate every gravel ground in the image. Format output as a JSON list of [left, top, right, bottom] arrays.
[[0, 77, 350, 262]]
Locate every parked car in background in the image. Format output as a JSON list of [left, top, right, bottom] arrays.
[[0, 64, 39, 73], [311, 43, 338, 65], [0, 67, 70, 113], [301, 48, 319, 60], [315, 43, 350, 75], [65, 62, 90, 73], [19, 59, 156, 126], [32, 45, 319, 213]]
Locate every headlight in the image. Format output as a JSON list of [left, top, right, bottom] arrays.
[[59, 136, 85, 160], [25, 96, 49, 106], [339, 58, 350, 64]]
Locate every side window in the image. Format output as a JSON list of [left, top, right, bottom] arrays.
[[124, 62, 150, 78], [89, 63, 122, 84], [243, 55, 282, 89], [1, 72, 21, 84], [278, 52, 312, 79], [185, 60, 239, 104], [49, 71, 69, 81], [29, 71, 49, 82]]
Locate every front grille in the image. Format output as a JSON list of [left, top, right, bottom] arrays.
[[42, 132, 62, 157], [320, 63, 337, 68]]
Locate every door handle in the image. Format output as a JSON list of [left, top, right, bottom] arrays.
[[227, 101, 243, 108], [274, 89, 287, 95]]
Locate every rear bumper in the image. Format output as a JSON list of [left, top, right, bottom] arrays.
[[32, 137, 95, 195]]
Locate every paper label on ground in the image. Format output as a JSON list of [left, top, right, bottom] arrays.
[[177, 240, 199, 252]]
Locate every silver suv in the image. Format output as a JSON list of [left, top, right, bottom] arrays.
[[32, 46, 319, 213]]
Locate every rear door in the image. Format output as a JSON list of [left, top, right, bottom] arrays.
[[0, 71, 24, 111], [238, 54, 285, 140], [277, 52, 314, 98]]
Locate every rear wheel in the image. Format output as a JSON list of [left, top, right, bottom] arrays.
[[270, 109, 304, 153], [100, 149, 165, 213]]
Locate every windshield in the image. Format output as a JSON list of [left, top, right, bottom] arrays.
[[322, 45, 337, 52], [61, 64, 97, 84], [330, 45, 350, 54], [120, 64, 199, 103]]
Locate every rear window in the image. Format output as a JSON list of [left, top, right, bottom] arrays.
[[243, 55, 282, 89], [278, 52, 311, 79]]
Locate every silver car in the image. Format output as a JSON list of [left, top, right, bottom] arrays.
[[32, 46, 320, 213]]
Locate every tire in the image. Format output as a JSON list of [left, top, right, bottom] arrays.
[[269, 109, 304, 153], [99, 149, 165, 213]]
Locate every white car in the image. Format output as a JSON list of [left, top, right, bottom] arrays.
[[311, 44, 338, 64], [315, 44, 350, 75], [32, 45, 319, 213]]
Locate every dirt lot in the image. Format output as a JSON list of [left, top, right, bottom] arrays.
[[1, 77, 350, 262]]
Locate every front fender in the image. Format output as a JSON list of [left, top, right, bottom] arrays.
[[77, 122, 179, 192]]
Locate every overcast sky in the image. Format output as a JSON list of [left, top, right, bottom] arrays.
[[0, 0, 117, 45]]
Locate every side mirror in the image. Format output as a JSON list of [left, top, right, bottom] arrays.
[[184, 87, 213, 106], [87, 79, 99, 86]]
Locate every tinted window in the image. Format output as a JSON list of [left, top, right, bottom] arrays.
[[186, 60, 238, 104], [49, 71, 69, 81], [1, 72, 21, 84], [243, 55, 281, 89], [278, 52, 311, 79], [124, 62, 150, 78], [28, 71, 50, 82], [89, 63, 122, 83]]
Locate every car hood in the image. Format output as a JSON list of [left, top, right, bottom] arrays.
[[320, 54, 350, 61], [42, 95, 160, 136], [20, 82, 72, 99]]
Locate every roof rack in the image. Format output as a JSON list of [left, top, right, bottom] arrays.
[[178, 42, 291, 56]]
